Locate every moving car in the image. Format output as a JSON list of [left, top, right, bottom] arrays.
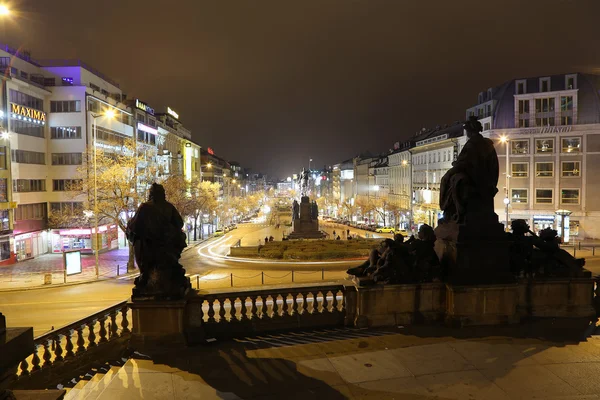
[[214, 229, 225, 237], [376, 227, 396, 233]]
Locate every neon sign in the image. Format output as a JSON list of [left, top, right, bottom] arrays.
[[11, 103, 46, 123], [167, 107, 179, 120], [207, 147, 214, 155], [135, 99, 154, 115], [137, 122, 158, 135]]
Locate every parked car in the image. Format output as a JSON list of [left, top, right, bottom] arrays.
[[367, 224, 378, 232], [229, 224, 237, 230], [213, 229, 225, 237], [376, 227, 396, 233]]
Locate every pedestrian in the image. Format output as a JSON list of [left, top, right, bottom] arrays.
[[347, 229, 350, 237], [269, 235, 274, 242], [265, 236, 269, 244], [336, 235, 341, 240], [333, 230, 336, 237]]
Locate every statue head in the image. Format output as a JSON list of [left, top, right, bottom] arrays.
[[148, 183, 166, 202], [394, 233, 405, 243], [463, 116, 483, 138], [380, 238, 395, 250], [539, 227, 559, 242], [418, 224, 436, 242], [511, 219, 529, 235]]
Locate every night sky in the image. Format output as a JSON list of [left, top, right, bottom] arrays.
[[3, 0, 600, 179]]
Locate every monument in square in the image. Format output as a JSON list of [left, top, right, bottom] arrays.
[[287, 168, 326, 239]]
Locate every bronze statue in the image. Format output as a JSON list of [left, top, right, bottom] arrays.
[[127, 183, 190, 299], [439, 116, 499, 222], [292, 200, 300, 220], [311, 200, 318, 220], [298, 168, 310, 197]]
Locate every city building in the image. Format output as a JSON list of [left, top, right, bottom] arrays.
[[476, 73, 600, 240], [388, 140, 413, 230]]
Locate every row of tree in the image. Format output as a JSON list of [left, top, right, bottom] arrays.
[[47, 139, 263, 268]]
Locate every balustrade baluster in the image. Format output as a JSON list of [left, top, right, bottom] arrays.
[[42, 340, 52, 368], [207, 299, 216, 323], [76, 326, 86, 354], [218, 299, 227, 323], [240, 297, 249, 321], [251, 296, 258, 319], [19, 358, 29, 376], [30, 345, 41, 372], [230, 298, 237, 321], [64, 330, 75, 359], [301, 292, 309, 315], [311, 292, 318, 314], [281, 294, 289, 317], [332, 291, 339, 313], [120, 307, 130, 334], [87, 320, 97, 348], [110, 312, 119, 339], [291, 293, 299, 316], [54, 335, 64, 362], [323, 291, 330, 313], [98, 316, 108, 343], [272, 295, 279, 318]]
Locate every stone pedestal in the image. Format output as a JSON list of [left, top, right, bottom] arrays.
[[517, 278, 596, 319], [445, 283, 520, 327], [435, 215, 514, 285], [0, 313, 33, 390], [288, 196, 325, 239], [129, 299, 187, 349], [354, 283, 446, 327]]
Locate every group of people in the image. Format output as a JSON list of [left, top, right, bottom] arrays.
[[347, 224, 441, 284], [332, 229, 352, 241], [509, 219, 585, 277]]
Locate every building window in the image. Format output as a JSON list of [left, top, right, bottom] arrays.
[[483, 122, 490, 131], [11, 150, 45, 165], [517, 80, 526, 94], [511, 139, 529, 154], [535, 98, 555, 113], [519, 100, 529, 114], [13, 179, 46, 192], [560, 96, 573, 111], [535, 162, 554, 177], [0, 211, 9, 234], [14, 203, 47, 221], [562, 137, 581, 153], [0, 179, 6, 202], [49, 202, 83, 214], [51, 153, 82, 165], [9, 89, 44, 111], [561, 161, 581, 177], [0, 147, 6, 170], [561, 116, 573, 126], [535, 139, 554, 153], [511, 163, 529, 178], [560, 189, 580, 205], [540, 78, 550, 92], [52, 179, 82, 191], [511, 189, 528, 203], [10, 119, 44, 138], [136, 113, 145, 123], [50, 126, 82, 139], [535, 189, 553, 204], [566, 75, 576, 90], [50, 100, 81, 113]]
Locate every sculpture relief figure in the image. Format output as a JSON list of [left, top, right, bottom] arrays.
[[292, 200, 300, 220], [127, 183, 190, 298], [439, 116, 499, 222]]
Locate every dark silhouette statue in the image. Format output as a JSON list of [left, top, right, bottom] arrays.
[[439, 116, 499, 223], [311, 200, 318, 220], [127, 183, 190, 299], [292, 200, 300, 220]]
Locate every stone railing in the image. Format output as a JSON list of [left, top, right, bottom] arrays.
[[185, 283, 353, 341], [12, 301, 131, 387]]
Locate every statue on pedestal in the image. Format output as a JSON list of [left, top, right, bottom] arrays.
[[127, 183, 190, 299], [292, 200, 300, 220], [298, 168, 310, 197], [439, 116, 499, 223]]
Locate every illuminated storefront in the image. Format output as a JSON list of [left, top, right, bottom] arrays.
[[14, 231, 48, 261], [50, 224, 119, 254]]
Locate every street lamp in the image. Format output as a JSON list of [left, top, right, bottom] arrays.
[[0, 5, 10, 16], [499, 135, 510, 231], [309, 158, 313, 171], [207, 162, 212, 169], [91, 109, 116, 278]]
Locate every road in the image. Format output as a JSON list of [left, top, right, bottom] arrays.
[[3, 219, 597, 337]]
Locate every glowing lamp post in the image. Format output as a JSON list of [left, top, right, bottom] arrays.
[[500, 135, 510, 231]]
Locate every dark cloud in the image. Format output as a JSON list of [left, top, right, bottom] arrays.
[[5, 0, 600, 178]]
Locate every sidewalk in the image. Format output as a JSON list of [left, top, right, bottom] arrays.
[[0, 238, 207, 291]]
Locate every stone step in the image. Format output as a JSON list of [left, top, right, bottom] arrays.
[[69, 373, 104, 400], [82, 367, 121, 400], [63, 379, 89, 400]]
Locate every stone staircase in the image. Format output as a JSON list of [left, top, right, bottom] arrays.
[[59, 358, 131, 400]]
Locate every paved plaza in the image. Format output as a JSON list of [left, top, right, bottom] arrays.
[[81, 324, 600, 399]]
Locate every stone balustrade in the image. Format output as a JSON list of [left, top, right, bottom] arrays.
[[182, 283, 352, 342], [12, 301, 131, 387]]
